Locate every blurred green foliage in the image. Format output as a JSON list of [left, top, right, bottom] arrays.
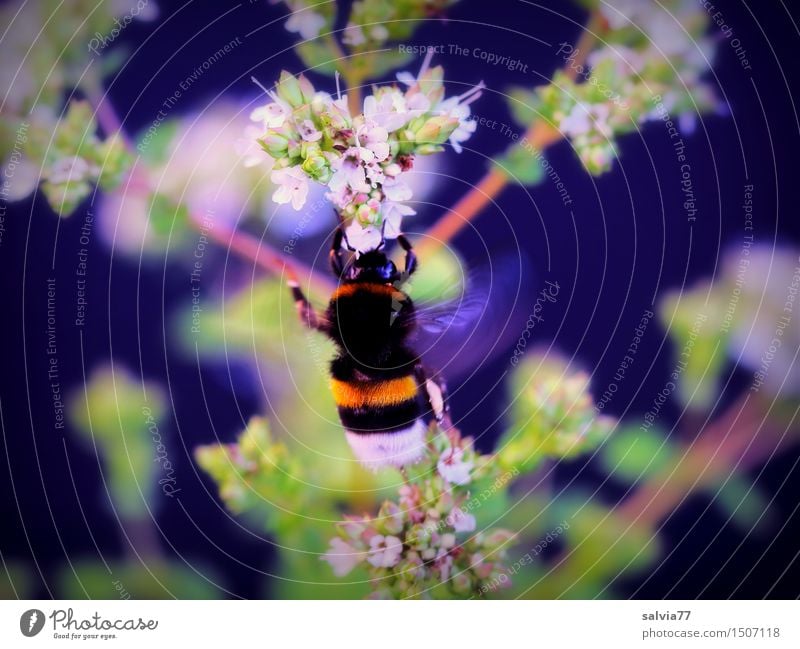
[[498, 354, 615, 475], [58, 562, 219, 600], [67, 365, 167, 519], [599, 425, 679, 482], [404, 245, 465, 303], [0, 563, 34, 599]]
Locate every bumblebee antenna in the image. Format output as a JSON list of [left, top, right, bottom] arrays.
[[377, 219, 388, 251], [340, 227, 356, 252]]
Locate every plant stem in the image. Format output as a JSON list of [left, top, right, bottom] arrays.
[[342, 68, 363, 117], [324, 34, 362, 116], [188, 211, 335, 296], [418, 12, 606, 256], [84, 83, 136, 151], [617, 395, 792, 527], [523, 395, 797, 598]]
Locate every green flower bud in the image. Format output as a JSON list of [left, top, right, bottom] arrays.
[[259, 132, 289, 158], [298, 74, 316, 104], [415, 144, 445, 155], [301, 154, 330, 183], [414, 115, 458, 146], [277, 71, 304, 108]]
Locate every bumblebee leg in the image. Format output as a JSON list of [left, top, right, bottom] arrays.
[[330, 227, 346, 278], [415, 363, 451, 428], [396, 235, 417, 278], [288, 279, 324, 331]]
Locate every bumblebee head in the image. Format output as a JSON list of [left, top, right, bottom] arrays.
[[347, 249, 399, 284]]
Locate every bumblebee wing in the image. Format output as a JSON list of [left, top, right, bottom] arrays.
[[413, 291, 490, 333], [411, 254, 530, 381]]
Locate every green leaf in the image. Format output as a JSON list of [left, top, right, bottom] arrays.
[[58, 561, 220, 599], [505, 87, 542, 128], [148, 192, 188, 237], [658, 282, 730, 411], [96, 134, 133, 190], [714, 475, 776, 533], [494, 143, 547, 185], [136, 119, 178, 166], [354, 49, 414, 80], [599, 426, 678, 482], [295, 41, 342, 77], [554, 494, 661, 585], [403, 243, 465, 303], [67, 364, 167, 518]]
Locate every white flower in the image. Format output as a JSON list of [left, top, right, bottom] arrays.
[[435, 82, 484, 153], [437, 447, 474, 485], [363, 91, 424, 132], [561, 103, 612, 139], [48, 156, 92, 185], [364, 162, 386, 187], [356, 121, 390, 161], [298, 118, 322, 142], [442, 103, 476, 153], [587, 46, 646, 77], [582, 143, 616, 172], [600, 0, 704, 59], [344, 220, 382, 252], [436, 549, 454, 581], [342, 23, 366, 46], [381, 177, 412, 202], [447, 507, 476, 533], [110, 0, 158, 21], [642, 10, 694, 58], [285, 10, 326, 40], [235, 124, 269, 167], [250, 101, 288, 129], [396, 47, 436, 89], [382, 201, 415, 239], [366, 535, 403, 568], [560, 105, 592, 137], [270, 166, 309, 210], [328, 156, 370, 197], [383, 162, 402, 178], [369, 25, 389, 41], [322, 537, 364, 577], [599, 0, 644, 30], [3, 158, 40, 201]]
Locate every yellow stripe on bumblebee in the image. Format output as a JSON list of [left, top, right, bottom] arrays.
[[330, 376, 418, 408]]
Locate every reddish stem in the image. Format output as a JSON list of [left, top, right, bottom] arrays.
[[418, 13, 607, 255]]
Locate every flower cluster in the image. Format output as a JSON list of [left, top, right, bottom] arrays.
[[273, 0, 462, 53], [272, 0, 335, 41], [8, 100, 131, 216], [342, 0, 461, 51], [195, 416, 311, 536], [509, 0, 719, 174], [322, 426, 516, 598], [497, 353, 615, 474], [249, 55, 482, 251], [659, 244, 800, 404], [0, 0, 157, 122]]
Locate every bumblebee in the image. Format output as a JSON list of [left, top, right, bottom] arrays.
[[288, 228, 448, 470]]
